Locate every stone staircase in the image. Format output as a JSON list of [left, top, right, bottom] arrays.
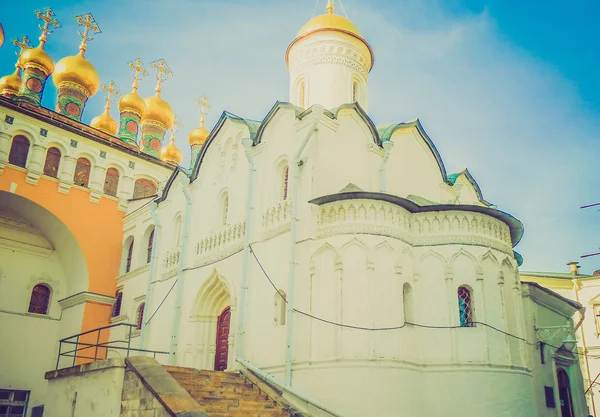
[[165, 366, 296, 417]]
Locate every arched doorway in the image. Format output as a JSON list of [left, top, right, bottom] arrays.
[[189, 270, 235, 371], [557, 368, 574, 417], [214, 307, 231, 371]]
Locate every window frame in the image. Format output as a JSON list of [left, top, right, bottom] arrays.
[[126, 239, 134, 273], [112, 291, 123, 318], [103, 167, 120, 197], [27, 283, 51, 315], [8, 135, 30, 168], [147, 229, 155, 264], [73, 157, 92, 188], [457, 285, 474, 327], [136, 302, 145, 330], [43, 147, 61, 178], [0, 389, 30, 417]]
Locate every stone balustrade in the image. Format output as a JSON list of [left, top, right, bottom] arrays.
[[261, 199, 292, 239]]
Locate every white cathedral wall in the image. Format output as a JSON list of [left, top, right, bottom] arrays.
[[385, 128, 448, 202]]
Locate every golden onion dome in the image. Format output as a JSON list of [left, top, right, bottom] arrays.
[[188, 125, 209, 146], [0, 69, 22, 97], [297, 12, 362, 39], [20, 44, 55, 75], [119, 89, 146, 116], [161, 135, 182, 165], [0, 23, 4, 48], [90, 106, 118, 136], [53, 51, 100, 96], [143, 93, 174, 130]]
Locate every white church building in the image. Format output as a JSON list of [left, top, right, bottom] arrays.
[[102, 3, 589, 417]]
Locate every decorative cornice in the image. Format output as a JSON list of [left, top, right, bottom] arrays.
[[58, 291, 116, 309]]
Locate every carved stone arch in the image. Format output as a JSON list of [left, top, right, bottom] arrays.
[[479, 250, 500, 267], [104, 159, 127, 176], [191, 268, 236, 319], [374, 240, 397, 272], [340, 237, 373, 265], [43, 140, 68, 157], [449, 248, 478, 265], [9, 126, 38, 145], [418, 250, 448, 268], [74, 151, 97, 167], [310, 242, 341, 272]]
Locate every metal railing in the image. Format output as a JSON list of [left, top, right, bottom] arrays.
[[55, 323, 169, 370]]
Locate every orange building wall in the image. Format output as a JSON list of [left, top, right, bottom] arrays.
[[0, 167, 124, 336]]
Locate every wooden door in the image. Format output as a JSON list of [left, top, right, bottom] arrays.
[[557, 368, 574, 417], [214, 306, 231, 371]]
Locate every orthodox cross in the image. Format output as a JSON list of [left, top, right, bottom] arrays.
[[34, 8, 60, 45], [172, 114, 183, 136], [128, 58, 148, 92], [100, 81, 120, 110], [12, 36, 32, 64], [74, 13, 101, 53], [150, 59, 172, 94], [197, 95, 211, 127]]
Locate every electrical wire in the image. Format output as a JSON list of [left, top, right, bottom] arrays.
[[311, 0, 320, 17], [144, 278, 178, 326], [249, 245, 592, 357]]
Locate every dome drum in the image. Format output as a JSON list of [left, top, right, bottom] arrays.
[[16, 67, 49, 106], [55, 81, 91, 121], [118, 110, 142, 146], [140, 121, 167, 159]]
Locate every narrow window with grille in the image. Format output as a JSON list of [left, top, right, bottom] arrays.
[[112, 291, 123, 317], [28, 284, 51, 315], [136, 303, 145, 330], [8, 135, 30, 168], [458, 286, 473, 327], [126, 239, 134, 273]]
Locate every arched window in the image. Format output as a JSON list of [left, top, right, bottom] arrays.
[[136, 303, 145, 330], [126, 239, 134, 273], [73, 157, 91, 188], [112, 291, 123, 317], [221, 193, 229, 225], [147, 229, 154, 264], [403, 283, 413, 323], [458, 286, 473, 327], [28, 284, 51, 315], [282, 166, 289, 200], [8, 135, 30, 168], [299, 80, 306, 108], [103, 167, 119, 197], [557, 368, 574, 417], [43, 147, 61, 177], [133, 178, 157, 199]]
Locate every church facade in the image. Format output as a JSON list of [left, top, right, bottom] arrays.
[[0, 3, 592, 417]]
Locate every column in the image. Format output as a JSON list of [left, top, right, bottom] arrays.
[[89, 165, 106, 204], [58, 155, 76, 194], [0, 132, 11, 173], [25, 143, 47, 185], [118, 175, 135, 212]]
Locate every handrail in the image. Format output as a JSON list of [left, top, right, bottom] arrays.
[[237, 356, 340, 417], [56, 323, 169, 370]]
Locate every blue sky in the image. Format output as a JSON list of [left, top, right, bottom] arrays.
[[1, 0, 599, 274]]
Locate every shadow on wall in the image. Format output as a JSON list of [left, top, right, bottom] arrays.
[[0, 191, 89, 294]]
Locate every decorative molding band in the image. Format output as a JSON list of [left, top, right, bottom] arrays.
[[262, 199, 292, 240], [58, 291, 116, 309], [315, 200, 513, 255], [116, 263, 150, 284], [0, 236, 53, 257]]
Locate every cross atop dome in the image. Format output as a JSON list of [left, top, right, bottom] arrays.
[[128, 58, 148, 92], [150, 59, 172, 94], [75, 13, 101, 54], [101, 81, 120, 111], [197, 95, 211, 128], [327, 0, 334, 14], [12, 36, 32, 59], [34, 8, 60, 45]]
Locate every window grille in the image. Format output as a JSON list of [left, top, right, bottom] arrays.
[[73, 157, 91, 188], [28, 284, 51, 315], [458, 286, 473, 327], [126, 240, 134, 273], [43, 147, 61, 178], [147, 230, 154, 264], [0, 389, 29, 417], [8, 136, 29, 168], [112, 291, 123, 317], [133, 178, 157, 199], [103, 167, 119, 196], [136, 303, 145, 330], [282, 166, 289, 200]]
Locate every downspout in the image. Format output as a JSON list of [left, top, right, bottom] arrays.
[[573, 278, 595, 415], [169, 178, 192, 364], [235, 137, 256, 361], [285, 105, 324, 385], [140, 201, 160, 350], [379, 140, 394, 193]]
